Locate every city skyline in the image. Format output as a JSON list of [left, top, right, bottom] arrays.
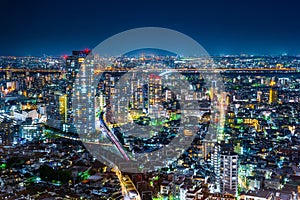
[[2, 1, 300, 199], [0, 50, 300, 199]]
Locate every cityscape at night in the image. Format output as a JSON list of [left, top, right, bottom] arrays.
[[1, 52, 300, 199], [2, 0, 300, 199]]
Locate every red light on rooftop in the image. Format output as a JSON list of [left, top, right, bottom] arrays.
[[149, 74, 161, 79]]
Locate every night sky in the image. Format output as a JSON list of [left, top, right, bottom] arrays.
[[1, 0, 300, 56]]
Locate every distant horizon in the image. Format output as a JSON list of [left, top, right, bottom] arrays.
[[1, 44, 300, 57], [1, 51, 300, 58]]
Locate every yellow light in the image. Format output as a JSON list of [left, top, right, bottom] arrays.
[[78, 58, 85, 63]]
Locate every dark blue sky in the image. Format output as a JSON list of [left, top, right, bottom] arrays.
[[1, 0, 300, 56]]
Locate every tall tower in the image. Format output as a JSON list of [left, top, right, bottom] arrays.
[[103, 73, 113, 124], [59, 94, 68, 123], [148, 74, 162, 116], [211, 144, 221, 192], [220, 151, 238, 196], [65, 49, 91, 128], [66, 49, 91, 81], [0, 119, 13, 146], [73, 54, 95, 137], [131, 77, 144, 110], [210, 80, 217, 100], [269, 88, 278, 104]]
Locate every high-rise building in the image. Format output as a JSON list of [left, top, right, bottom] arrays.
[[269, 87, 278, 104], [257, 91, 262, 103], [103, 73, 114, 124], [131, 79, 144, 110], [65, 49, 91, 130], [72, 53, 95, 137], [204, 140, 216, 160], [148, 74, 162, 105], [211, 144, 221, 192], [66, 49, 91, 81], [59, 94, 68, 123], [148, 74, 162, 117], [0, 119, 13, 146], [210, 80, 217, 100], [220, 151, 238, 196]]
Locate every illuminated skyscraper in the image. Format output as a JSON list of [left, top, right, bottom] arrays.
[[73, 53, 95, 137], [148, 74, 162, 105], [65, 49, 91, 127], [220, 151, 238, 196], [59, 94, 68, 123], [210, 80, 217, 100], [211, 144, 221, 192], [103, 73, 115, 124], [148, 74, 162, 116], [131, 79, 144, 110], [66, 49, 91, 81], [269, 87, 278, 104]]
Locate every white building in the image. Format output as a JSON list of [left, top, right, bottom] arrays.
[[220, 151, 238, 196]]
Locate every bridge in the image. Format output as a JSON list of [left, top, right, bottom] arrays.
[[94, 67, 298, 75], [0, 68, 64, 73]]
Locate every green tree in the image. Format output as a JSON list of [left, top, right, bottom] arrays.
[[39, 165, 55, 181]]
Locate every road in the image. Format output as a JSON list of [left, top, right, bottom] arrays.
[[99, 111, 130, 161], [115, 167, 141, 200]]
